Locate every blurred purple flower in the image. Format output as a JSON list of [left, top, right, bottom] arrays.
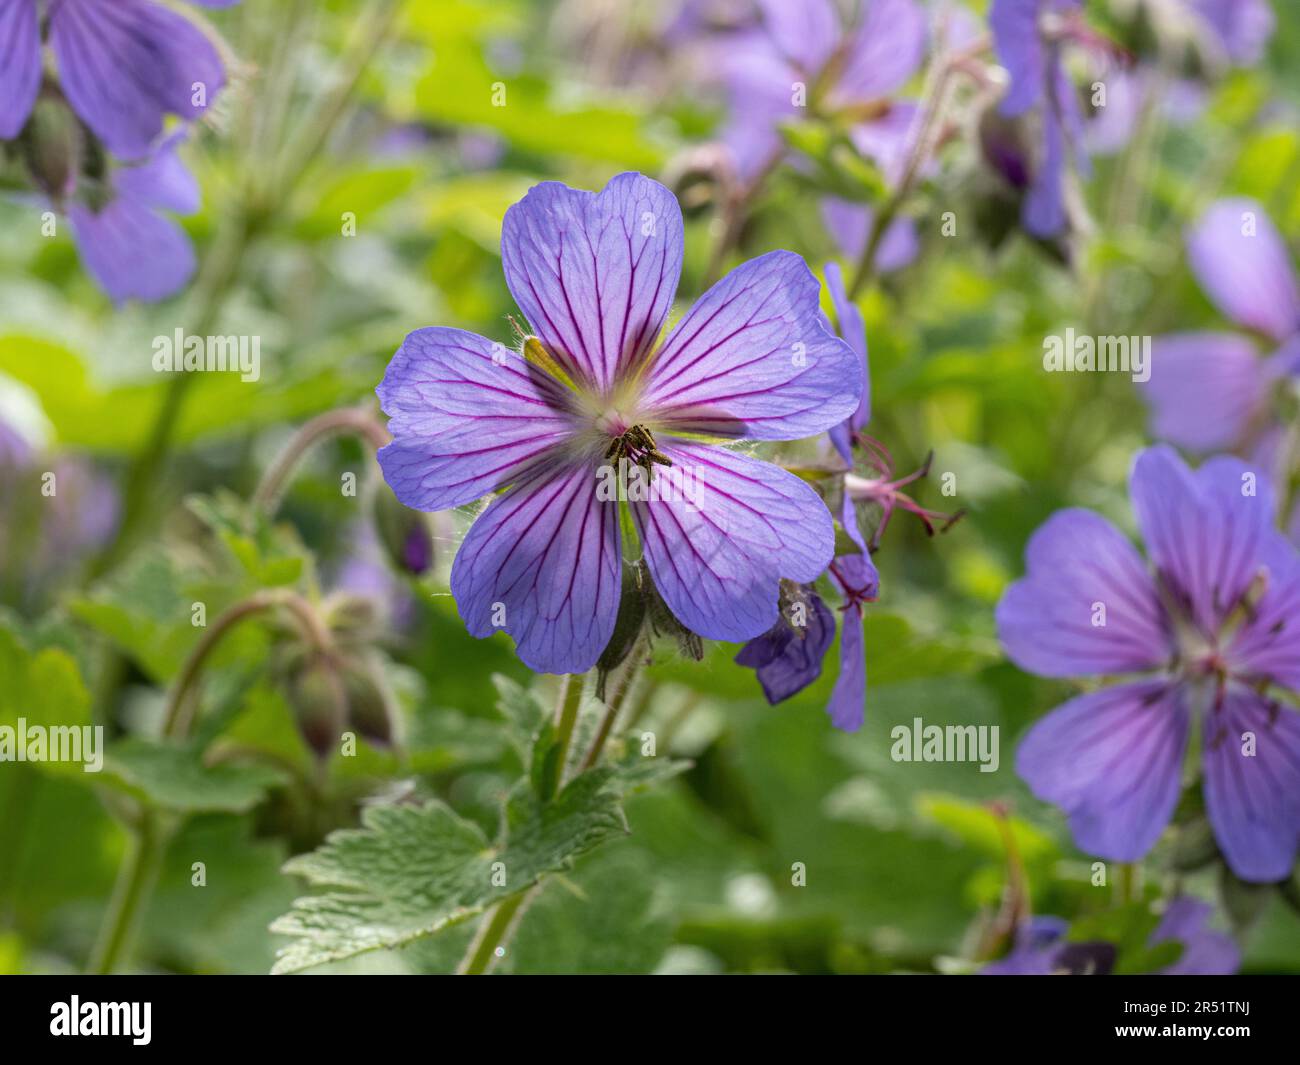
[[67, 133, 200, 303], [989, 0, 1094, 237], [377, 173, 859, 675], [1140, 198, 1299, 456], [821, 197, 919, 276], [998, 445, 1300, 882], [0, 0, 236, 158], [983, 899, 1239, 975], [713, 0, 927, 180]]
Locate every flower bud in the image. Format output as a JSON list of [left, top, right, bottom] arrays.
[[288, 652, 349, 760], [372, 486, 434, 576], [20, 90, 84, 202], [341, 657, 396, 748]]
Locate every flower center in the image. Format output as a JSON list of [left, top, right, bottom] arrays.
[[604, 423, 672, 477]]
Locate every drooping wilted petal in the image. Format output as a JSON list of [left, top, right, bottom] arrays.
[[377, 328, 578, 512], [1022, 102, 1067, 236], [631, 441, 833, 642], [734, 591, 836, 704], [826, 599, 866, 731], [1129, 446, 1274, 638], [450, 460, 621, 675], [1140, 332, 1270, 452], [641, 250, 861, 440], [996, 508, 1173, 676], [49, 0, 227, 159], [1201, 688, 1300, 882], [500, 172, 684, 393], [1186, 199, 1300, 341], [1016, 680, 1190, 861], [68, 196, 196, 304], [0, 0, 42, 139]]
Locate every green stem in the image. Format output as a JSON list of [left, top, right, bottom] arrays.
[[846, 34, 989, 300], [456, 891, 530, 976], [86, 814, 165, 975], [456, 672, 593, 975], [251, 406, 390, 516]]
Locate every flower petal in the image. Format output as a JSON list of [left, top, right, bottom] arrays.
[[1202, 689, 1300, 882], [449, 460, 621, 675], [500, 172, 684, 394], [1226, 533, 1300, 689], [1151, 898, 1240, 975], [755, 0, 840, 75], [631, 442, 833, 642], [376, 328, 578, 512], [734, 592, 835, 704], [822, 199, 918, 274], [0, 0, 42, 138], [823, 260, 871, 464], [991, 0, 1047, 117], [1129, 445, 1274, 637], [837, 0, 927, 101], [1016, 680, 1190, 861], [826, 601, 865, 731], [641, 251, 861, 441], [50, 0, 227, 159], [1186, 198, 1300, 341], [1140, 332, 1270, 452], [1022, 100, 1067, 237], [68, 197, 195, 304], [996, 508, 1173, 677]]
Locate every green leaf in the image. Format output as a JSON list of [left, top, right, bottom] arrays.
[[491, 673, 546, 759], [270, 767, 629, 974], [915, 793, 1056, 866], [0, 621, 94, 780], [99, 739, 288, 814]]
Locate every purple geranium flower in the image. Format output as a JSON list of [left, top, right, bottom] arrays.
[[989, 0, 1101, 237], [0, 0, 236, 158], [998, 445, 1300, 882], [1140, 198, 1300, 456], [983, 898, 1240, 975], [377, 172, 860, 675], [714, 0, 927, 180], [68, 133, 200, 303]]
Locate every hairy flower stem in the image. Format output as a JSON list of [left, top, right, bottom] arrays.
[[458, 666, 637, 975], [89, 590, 328, 974], [252, 406, 391, 517], [582, 645, 649, 771], [847, 33, 989, 300]]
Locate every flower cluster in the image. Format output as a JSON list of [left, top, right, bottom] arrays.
[[0, 0, 237, 301]]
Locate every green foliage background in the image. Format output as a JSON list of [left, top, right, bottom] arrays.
[[1, 0, 1298, 974]]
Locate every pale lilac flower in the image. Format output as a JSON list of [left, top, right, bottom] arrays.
[[998, 445, 1300, 882], [983, 899, 1240, 975], [1141, 198, 1300, 456], [378, 173, 860, 675], [0, 0, 236, 158], [713, 0, 927, 180], [68, 133, 200, 303]]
